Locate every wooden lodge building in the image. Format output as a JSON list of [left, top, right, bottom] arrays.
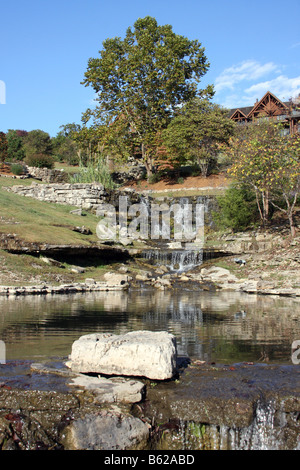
[[228, 91, 300, 134]]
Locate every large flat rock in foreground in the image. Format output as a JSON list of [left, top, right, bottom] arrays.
[[66, 330, 177, 380]]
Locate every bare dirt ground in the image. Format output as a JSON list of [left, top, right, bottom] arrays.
[[0, 164, 14, 176], [122, 173, 229, 192]]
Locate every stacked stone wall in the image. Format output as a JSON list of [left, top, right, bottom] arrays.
[[5, 183, 107, 210]]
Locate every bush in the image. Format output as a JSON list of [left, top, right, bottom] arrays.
[[25, 153, 54, 169], [148, 173, 161, 184], [213, 184, 258, 232], [69, 160, 117, 190], [10, 163, 24, 175]]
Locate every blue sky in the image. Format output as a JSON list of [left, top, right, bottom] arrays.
[[1, 0, 300, 136]]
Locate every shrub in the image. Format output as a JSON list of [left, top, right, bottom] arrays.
[[25, 153, 54, 169], [213, 184, 258, 232], [10, 163, 24, 175], [148, 173, 161, 184], [69, 160, 117, 190]]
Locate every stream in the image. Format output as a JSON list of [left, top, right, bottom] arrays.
[[0, 190, 299, 449], [0, 287, 299, 450], [0, 288, 299, 364]]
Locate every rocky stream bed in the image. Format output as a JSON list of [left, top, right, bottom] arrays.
[[0, 357, 299, 450], [0, 215, 300, 450]]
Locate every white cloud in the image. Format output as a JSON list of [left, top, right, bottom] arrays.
[[215, 60, 280, 93], [214, 59, 300, 109], [244, 75, 300, 102]]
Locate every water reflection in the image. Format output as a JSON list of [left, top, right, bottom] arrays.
[[0, 289, 299, 364]]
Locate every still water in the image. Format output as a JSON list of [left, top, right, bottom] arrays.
[[0, 288, 299, 364]]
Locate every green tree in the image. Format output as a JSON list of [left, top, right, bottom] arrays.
[[6, 129, 26, 161], [162, 98, 235, 176], [269, 133, 300, 237], [82, 16, 212, 178], [227, 121, 281, 225], [227, 121, 300, 236], [52, 131, 79, 165], [23, 130, 53, 159], [213, 184, 258, 231], [0, 132, 8, 166]]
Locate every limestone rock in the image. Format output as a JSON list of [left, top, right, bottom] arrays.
[[62, 410, 150, 450], [66, 330, 177, 380], [69, 375, 145, 403], [200, 266, 238, 283], [72, 225, 92, 235], [103, 272, 130, 287]]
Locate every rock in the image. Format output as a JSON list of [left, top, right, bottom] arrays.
[[200, 266, 238, 283], [136, 270, 151, 282], [167, 242, 182, 249], [140, 363, 300, 450], [62, 410, 150, 450], [72, 226, 92, 235], [103, 272, 130, 287], [179, 275, 190, 281], [71, 266, 85, 274], [118, 265, 128, 273], [70, 208, 83, 216], [136, 274, 149, 282], [69, 375, 145, 404], [4, 182, 106, 210], [154, 278, 172, 288], [39, 256, 63, 268], [155, 268, 167, 275], [118, 237, 133, 246], [159, 265, 169, 273], [66, 330, 177, 380]]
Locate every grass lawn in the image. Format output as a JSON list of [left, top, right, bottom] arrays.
[[54, 162, 79, 174], [0, 177, 100, 245], [0, 176, 121, 285]]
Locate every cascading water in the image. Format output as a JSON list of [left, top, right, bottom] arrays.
[[139, 194, 215, 272], [158, 399, 300, 450], [142, 249, 203, 272]]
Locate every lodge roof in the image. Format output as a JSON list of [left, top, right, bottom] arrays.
[[228, 91, 290, 119]]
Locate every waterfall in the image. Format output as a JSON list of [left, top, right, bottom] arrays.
[[142, 249, 203, 272], [138, 194, 218, 272], [163, 398, 299, 450]]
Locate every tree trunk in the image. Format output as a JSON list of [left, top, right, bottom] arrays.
[[285, 194, 297, 238], [271, 192, 298, 238], [254, 187, 264, 224], [142, 144, 154, 179], [288, 213, 296, 238], [262, 191, 270, 226]]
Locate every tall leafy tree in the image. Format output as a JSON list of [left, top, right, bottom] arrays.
[[82, 16, 212, 178], [269, 133, 300, 237], [162, 98, 235, 176], [0, 132, 8, 166], [6, 129, 26, 161], [227, 121, 300, 236], [23, 129, 53, 158]]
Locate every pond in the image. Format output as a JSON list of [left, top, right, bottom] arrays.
[[0, 288, 299, 365]]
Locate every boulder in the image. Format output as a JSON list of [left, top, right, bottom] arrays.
[[61, 410, 150, 450], [200, 266, 238, 283], [66, 330, 177, 380], [103, 272, 130, 287], [69, 375, 145, 403]]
